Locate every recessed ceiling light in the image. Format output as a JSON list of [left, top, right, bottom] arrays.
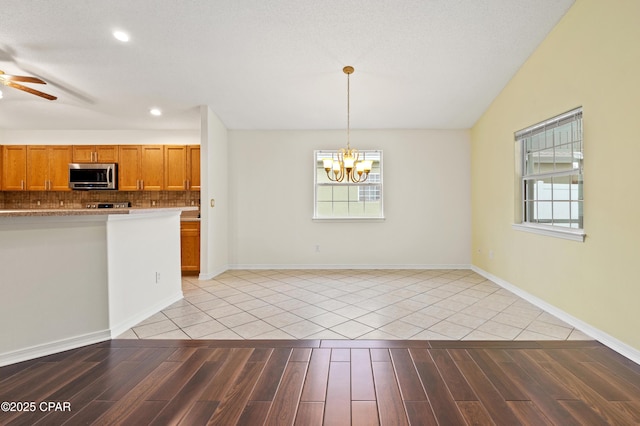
[[113, 30, 130, 42], [150, 108, 162, 116]]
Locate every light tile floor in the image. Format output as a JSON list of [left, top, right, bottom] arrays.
[[117, 269, 592, 341]]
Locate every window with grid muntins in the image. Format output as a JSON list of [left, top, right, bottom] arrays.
[[516, 107, 583, 230], [314, 150, 383, 219]]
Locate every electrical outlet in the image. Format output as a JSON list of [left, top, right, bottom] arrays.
[[315, 245, 321, 253], [151, 200, 156, 206], [36, 200, 41, 206], [155, 272, 161, 283], [60, 200, 64, 207]]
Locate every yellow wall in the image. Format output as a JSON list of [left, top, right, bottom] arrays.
[[471, 0, 640, 351]]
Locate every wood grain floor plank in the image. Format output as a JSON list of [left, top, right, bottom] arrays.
[[265, 361, 309, 426], [610, 401, 640, 424], [496, 359, 582, 426], [457, 401, 494, 425], [506, 401, 555, 426], [389, 349, 426, 401], [429, 349, 477, 401], [294, 402, 324, 426], [58, 401, 115, 426], [352, 401, 380, 426], [95, 347, 177, 401], [537, 356, 637, 425], [300, 348, 331, 402], [547, 348, 639, 401], [505, 349, 576, 400], [372, 361, 409, 426], [2, 339, 635, 426], [404, 401, 437, 426], [210, 361, 267, 425], [582, 347, 640, 392], [93, 361, 182, 425], [237, 401, 270, 426], [351, 349, 376, 401], [323, 361, 351, 426], [370, 348, 390, 362], [250, 347, 292, 401], [148, 360, 226, 425], [146, 347, 216, 401], [447, 349, 521, 425], [178, 401, 219, 426], [199, 348, 254, 401], [468, 349, 528, 401], [331, 348, 351, 362], [291, 347, 312, 362]]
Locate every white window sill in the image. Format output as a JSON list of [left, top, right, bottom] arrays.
[[512, 223, 585, 242], [312, 217, 386, 223]]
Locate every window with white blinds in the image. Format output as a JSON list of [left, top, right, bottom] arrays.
[[515, 107, 584, 238]]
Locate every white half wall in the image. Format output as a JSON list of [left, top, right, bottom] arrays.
[[228, 129, 471, 268], [106, 212, 183, 336], [0, 216, 110, 364]]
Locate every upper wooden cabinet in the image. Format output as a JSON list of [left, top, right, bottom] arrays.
[[164, 145, 200, 191], [26, 146, 73, 191], [2, 145, 27, 191], [187, 145, 200, 191], [164, 146, 188, 191], [72, 145, 118, 163], [118, 145, 164, 191]]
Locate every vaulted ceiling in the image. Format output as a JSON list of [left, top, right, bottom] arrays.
[[0, 0, 574, 131]]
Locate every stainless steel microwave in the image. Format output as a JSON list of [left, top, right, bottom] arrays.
[[68, 163, 118, 190]]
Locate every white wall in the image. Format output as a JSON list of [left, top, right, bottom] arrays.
[[106, 212, 183, 336], [1, 129, 199, 145], [199, 107, 229, 279], [228, 129, 471, 268], [0, 216, 110, 364]]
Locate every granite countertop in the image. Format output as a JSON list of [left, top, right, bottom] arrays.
[[0, 206, 198, 218]]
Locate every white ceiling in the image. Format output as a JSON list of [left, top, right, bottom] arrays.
[[0, 0, 574, 131]]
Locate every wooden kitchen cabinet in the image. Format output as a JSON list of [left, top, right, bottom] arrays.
[[180, 221, 200, 274], [164, 145, 188, 191], [118, 145, 164, 190], [164, 145, 200, 191], [26, 145, 72, 191], [187, 145, 200, 191], [1, 145, 27, 191], [72, 145, 118, 163]]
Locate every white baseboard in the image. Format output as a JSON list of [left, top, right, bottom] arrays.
[[199, 264, 229, 280], [110, 290, 184, 339], [471, 265, 640, 366], [109, 291, 184, 338], [0, 330, 111, 367], [228, 263, 472, 270]]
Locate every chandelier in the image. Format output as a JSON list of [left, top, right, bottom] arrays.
[[323, 66, 372, 183]]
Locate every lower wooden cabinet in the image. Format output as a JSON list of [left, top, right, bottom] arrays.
[[180, 221, 200, 274]]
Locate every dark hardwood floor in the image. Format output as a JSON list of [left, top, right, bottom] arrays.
[[1, 339, 639, 425]]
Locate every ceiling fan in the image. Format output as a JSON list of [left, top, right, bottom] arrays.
[[0, 70, 57, 100]]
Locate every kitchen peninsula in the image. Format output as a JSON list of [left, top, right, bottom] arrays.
[[0, 206, 197, 366]]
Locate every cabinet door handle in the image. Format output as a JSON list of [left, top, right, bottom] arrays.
[[21, 180, 24, 190], [187, 180, 190, 190], [140, 180, 144, 190]]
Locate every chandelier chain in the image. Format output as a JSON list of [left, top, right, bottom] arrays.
[[347, 70, 350, 150]]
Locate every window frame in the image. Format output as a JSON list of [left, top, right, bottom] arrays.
[[512, 107, 586, 242], [313, 149, 384, 221]]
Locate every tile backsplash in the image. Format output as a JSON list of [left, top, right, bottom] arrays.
[[1, 191, 200, 209]]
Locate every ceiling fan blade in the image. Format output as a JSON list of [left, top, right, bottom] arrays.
[[0, 70, 47, 85], [0, 74, 47, 84], [2, 80, 57, 100]]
